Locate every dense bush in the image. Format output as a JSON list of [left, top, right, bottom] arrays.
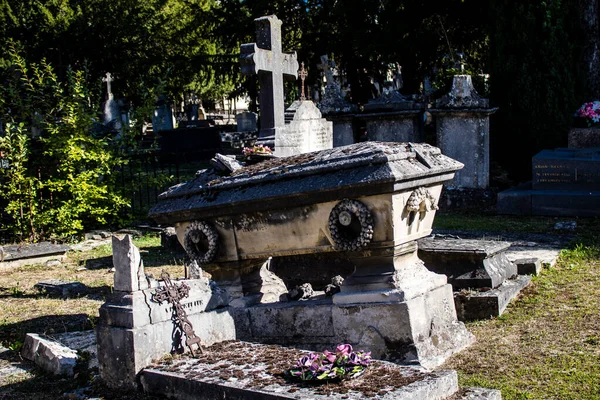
[[0, 42, 127, 241]]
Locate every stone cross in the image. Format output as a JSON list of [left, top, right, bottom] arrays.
[[298, 62, 308, 100], [152, 270, 203, 356], [240, 15, 299, 141], [102, 72, 114, 97]]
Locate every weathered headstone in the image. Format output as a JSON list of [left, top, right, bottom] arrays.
[[240, 15, 299, 146], [317, 55, 357, 147], [275, 100, 333, 157], [359, 65, 425, 144], [235, 111, 258, 132], [152, 95, 175, 132], [431, 75, 497, 189]]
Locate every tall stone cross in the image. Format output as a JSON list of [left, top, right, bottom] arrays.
[[102, 72, 114, 98], [240, 15, 299, 142]]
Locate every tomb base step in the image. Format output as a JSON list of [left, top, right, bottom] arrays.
[[453, 275, 531, 321], [231, 284, 474, 370], [139, 341, 460, 400]]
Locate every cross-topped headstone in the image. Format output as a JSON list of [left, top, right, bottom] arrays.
[[298, 62, 308, 100], [240, 15, 299, 142], [102, 72, 114, 98]]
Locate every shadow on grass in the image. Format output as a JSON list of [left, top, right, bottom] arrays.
[[81, 246, 186, 270], [0, 283, 112, 300], [0, 314, 96, 349], [0, 363, 162, 400]]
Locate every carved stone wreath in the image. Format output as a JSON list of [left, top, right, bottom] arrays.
[[183, 221, 219, 265], [328, 199, 374, 251]]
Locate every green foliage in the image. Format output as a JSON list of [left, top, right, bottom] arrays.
[[0, 42, 127, 241]]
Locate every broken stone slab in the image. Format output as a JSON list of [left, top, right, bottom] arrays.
[[454, 275, 531, 321], [418, 238, 517, 289], [112, 235, 148, 292], [53, 330, 98, 370], [21, 333, 78, 376], [210, 153, 243, 173], [513, 257, 542, 276], [34, 279, 87, 297], [0, 242, 70, 269]]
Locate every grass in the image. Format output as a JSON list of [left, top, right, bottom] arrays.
[[443, 233, 600, 399]]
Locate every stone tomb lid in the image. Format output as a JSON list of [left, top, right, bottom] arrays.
[[149, 142, 463, 224], [418, 238, 511, 257]]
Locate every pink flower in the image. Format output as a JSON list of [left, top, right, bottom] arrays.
[[336, 344, 352, 356]]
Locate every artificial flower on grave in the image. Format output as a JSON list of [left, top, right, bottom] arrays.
[[574, 101, 600, 127], [242, 144, 273, 156], [288, 344, 371, 381]]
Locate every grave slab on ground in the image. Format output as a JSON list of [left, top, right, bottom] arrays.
[[34, 279, 87, 297], [139, 341, 460, 400], [0, 242, 70, 269], [418, 237, 530, 321]]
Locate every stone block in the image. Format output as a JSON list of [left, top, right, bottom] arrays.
[[97, 308, 236, 388], [34, 279, 86, 297], [513, 257, 541, 276], [359, 111, 423, 143], [454, 275, 531, 321], [496, 183, 532, 215], [434, 112, 493, 189], [112, 235, 147, 292], [21, 333, 78, 376], [418, 238, 517, 289], [235, 283, 473, 369], [568, 127, 600, 148]]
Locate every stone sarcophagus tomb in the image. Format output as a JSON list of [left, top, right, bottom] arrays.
[[149, 142, 473, 368]]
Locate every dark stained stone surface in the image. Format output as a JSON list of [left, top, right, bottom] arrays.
[[1, 242, 70, 261], [532, 148, 600, 191], [149, 142, 463, 224]]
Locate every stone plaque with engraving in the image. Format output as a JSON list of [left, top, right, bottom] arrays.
[[532, 148, 600, 191]]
